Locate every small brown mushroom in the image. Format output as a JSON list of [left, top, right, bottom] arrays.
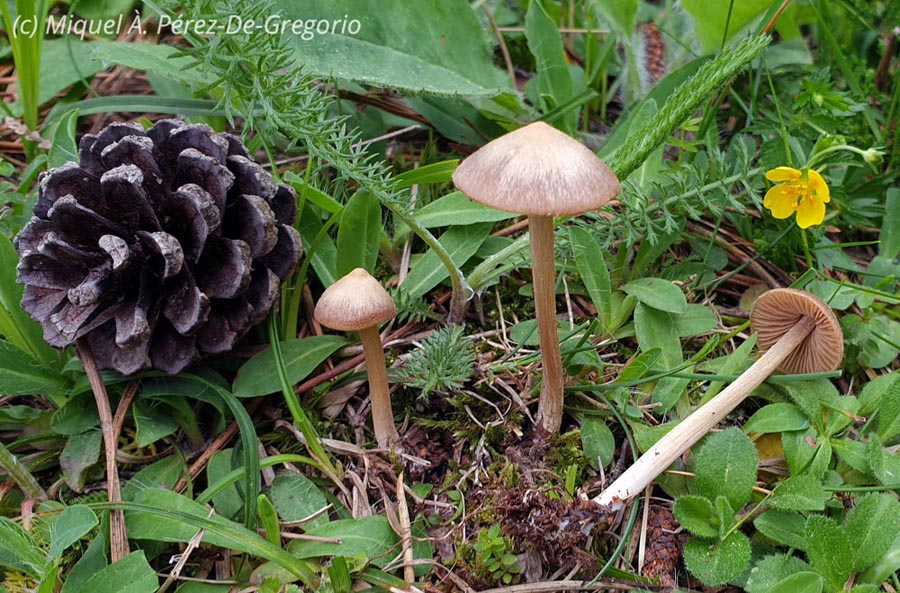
[[314, 268, 399, 448], [452, 121, 620, 435], [595, 288, 843, 508]]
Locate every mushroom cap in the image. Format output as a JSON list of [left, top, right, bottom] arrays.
[[314, 268, 396, 332], [451, 121, 621, 217], [749, 288, 844, 374]]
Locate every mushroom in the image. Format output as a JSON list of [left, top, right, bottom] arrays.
[[452, 121, 621, 434], [595, 288, 843, 508], [314, 268, 399, 448]]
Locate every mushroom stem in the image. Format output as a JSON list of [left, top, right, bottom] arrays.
[[530, 214, 565, 434], [595, 315, 816, 508], [359, 325, 400, 448]]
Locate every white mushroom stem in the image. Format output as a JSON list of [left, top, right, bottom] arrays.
[[595, 315, 817, 508], [531, 215, 565, 434], [359, 325, 400, 448]]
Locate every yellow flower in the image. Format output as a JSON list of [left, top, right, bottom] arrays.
[[763, 166, 830, 229]]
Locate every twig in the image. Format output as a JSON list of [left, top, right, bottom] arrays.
[[77, 341, 129, 563], [157, 508, 213, 593], [396, 472, 416, 584]]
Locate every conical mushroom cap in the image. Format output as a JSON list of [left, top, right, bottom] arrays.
[[750, 288, 844, 374], [452, 121, 621, 217], [314, 268, 396, 332]]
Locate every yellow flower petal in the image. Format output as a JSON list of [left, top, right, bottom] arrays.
[[765, 166, 801, 182], [795, 196, 826, 228], [806, 169, 830, 203], [764, 184, 799, 219]]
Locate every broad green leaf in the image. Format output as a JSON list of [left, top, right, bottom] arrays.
[[681, 0, 771, 54], [860, 532, 900, 586], [880, 188, 900, 259], [858, 370, 900, 416], [207, 451, 244, 521], [569, 227, 612, 331], [590, 0, 638, 34], [743, 403, 809, 434], [746, 555, 812, 593], [123, 489, 315, 583], [831, 438, 870, 474], [0, 517, 44, 577], [869, 437, 900, 485], [122, 455, 186, 501], [581, 416, 615, 469], [673, 304, 717, 337], [770, 572, 824, 593], [768, 474, 826, 512], [336, 190, 381, 277], [132, 398, 179, 447], [49, 505, 97, 560], [47, 109, 79, 168], [289, 516, 399, 568], [298, 203, 339, 287], [683, 532, 751, 586], [805, 515, 853, 590], [782, 428, 827, 478], [401, 222, 493, 299], [695, 428, 757, 510], [875, 373, 900, 442], [397, 192, 514, 237], [234, 336, 347, 397], [525, 0, 576, 132], [702, 335, 754, 401], [616, 348, 662, 383], [257, 494, 280, 546], [92, 40, 212, 85], [60, 535, 107, 593], [0, 340, 68, 397], [75, 551, 157, 593], [846, 493, 900, 571], [394, 161, 458, 189], [633, 302, 682, 368], [621, 278, 687, 314], [266, 474, 329, 529], [60, 431, 102, 493], [274, 0, 508, 96], [651, 375, 691, 412], [754, 510, 807, 550], [673, 496, 718, 538]]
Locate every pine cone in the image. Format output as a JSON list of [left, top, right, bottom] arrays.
[[15, 120, 301, 375]]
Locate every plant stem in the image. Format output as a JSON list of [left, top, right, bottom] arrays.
[[0, 441, 46, 500], [77, 341, 129, 563], [595, 315, 816, 508], [800, 227, 815, 270], [359, 325, 399, 448], [531, 215, 565, 434]]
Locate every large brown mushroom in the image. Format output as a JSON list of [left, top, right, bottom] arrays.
[[314, 268, 399, 449], [452, 122, 621, 434], [595, 288, 843, 507]]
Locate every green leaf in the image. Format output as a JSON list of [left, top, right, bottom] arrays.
[[845, 493, 900, 572], [768, 474, 826, 511], [754, 510, 807, 550], [288, 516, 399, 568], [858, 371, 900, 416], [702, 336, 754, 402], [233, 336, 347, 397], [633, 302, 682, 368], [615, 348, 662, 383], [525, 0, 576, 132], [92, 40, 212, 85], [206, 451, 243, 521], [273, 0, 508, 96], [336, 190, 381, 278], [266, 474, 328, 529], [695, 428, 758, 510], [831, 438, 870, 474], [681, 0, 771, 54], [590, 0, 638, 34], [621, 278, 687, 314], [782, 428, 827, 478], [744, 403, 809, 434], [879, 188, 900, 259], [860, 532, 900, 585], [394, 160, 458, 189], [75, 551, 157, 593], [132, 398, 179, 447], [73, 0, 136, 20], [0, 517, 44, 577], [298, 202, 339, 287], [396, 192, 514, 239], [805, 515, 853, 590], [121, 455, 186, 502], [47, 109, 79, 168], [569, 227, 612, 332], [869, 436, 900, 484], [49, 505, 97, 560], [673, 496, 719, 538], [0, 340, 68, 397], [60, 431, 102, 493], [402, 222, 493, 299], [581, 416, 615, 468], [122, 489, 315, 583], [60, 534, 107, 593], [770, 572, 824, 593], [875, 373, 900, 442], [746, 555, 812, 593], [673, 304, 717, 337], [683, 532, 751, 586]]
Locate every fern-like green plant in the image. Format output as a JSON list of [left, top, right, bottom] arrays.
[[397, 325, 474, 399]]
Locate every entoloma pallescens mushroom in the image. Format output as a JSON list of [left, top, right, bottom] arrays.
[[595, 288, 843, 508], [452, 121, 621, 434], [314, 268, 399, 448]]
